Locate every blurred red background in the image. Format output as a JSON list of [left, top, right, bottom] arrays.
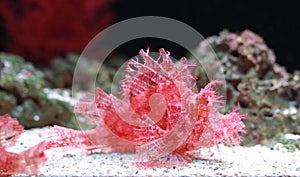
[[0, 0, 299, 70], [0, 0, 115, 66]]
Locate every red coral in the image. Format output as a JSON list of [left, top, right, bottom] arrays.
[[0, 0, 115, 65], [0, 114, 47, 175], [48, 48, 246, 167]]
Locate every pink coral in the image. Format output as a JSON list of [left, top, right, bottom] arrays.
[[47, 48, 246, 167], [0, 114, 47, 175]]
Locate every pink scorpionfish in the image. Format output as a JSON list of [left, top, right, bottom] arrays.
[[47, 48, 246, 167], [0, 114, 47, 175]]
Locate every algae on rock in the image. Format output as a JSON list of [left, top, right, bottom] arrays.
[[44, 53, 78, 88], [0, 53, 81, 129], [45, 53, 118, 93], [194, 30, 300, 148]]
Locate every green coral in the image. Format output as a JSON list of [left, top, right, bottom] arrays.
[[272, 134, 300, 152], [44, 53, 78, 88], [0, 90, 16, 115], [0, 53, 82, 129], [45, 53, 118, 93], [10, 97, 79, 129], [0, 53, 45, 99], [0, 52, 120, 129]]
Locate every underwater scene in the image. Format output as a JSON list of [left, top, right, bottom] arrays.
[[0, 1, 299, 176]]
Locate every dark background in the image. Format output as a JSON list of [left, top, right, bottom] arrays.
[[114, 0, 300, 71], [0, 0, 299, 71]]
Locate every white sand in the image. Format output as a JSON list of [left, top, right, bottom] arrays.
[[9, 127, 300, 176]]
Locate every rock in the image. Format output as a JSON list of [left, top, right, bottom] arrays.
[[194, 30, 300, 148], [0, 53, 82, 129]]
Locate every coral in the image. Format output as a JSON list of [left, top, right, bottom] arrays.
[[44, 54, 79, 88], [0, 53, 83, 129], [0, 0, 115, 65], [44, 53, 118, 92], [47, 48, 246, 167], [0, 52, 45, 99], [194, 29, 300, 147], [0, 114, 46, 175], [237, 69, 300, 145]]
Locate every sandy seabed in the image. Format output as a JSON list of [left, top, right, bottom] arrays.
[[7, 127, 300, 176]]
